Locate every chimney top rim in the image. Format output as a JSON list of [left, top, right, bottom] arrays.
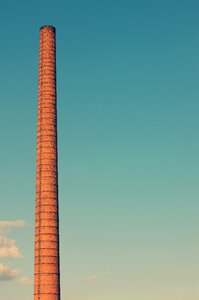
[[40, 25, 56, 31]]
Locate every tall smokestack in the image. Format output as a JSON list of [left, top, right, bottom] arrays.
[[34, 25, 60, 300]]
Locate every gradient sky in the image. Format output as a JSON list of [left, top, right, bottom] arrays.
[[0, 0, 199, 299]]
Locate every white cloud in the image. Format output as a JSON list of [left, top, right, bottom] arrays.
[[84, 275, 97, 282], [0, 220, 30, 284], [0, 235, 21, 259], [18, 276, 32, 285], [0, 220, 25, 234], [0, 265, 31, 284], [0, 220, 24, 259], [0, 264, 20, 281]]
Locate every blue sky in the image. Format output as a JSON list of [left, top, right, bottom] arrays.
[[0, 0, 199, 299]]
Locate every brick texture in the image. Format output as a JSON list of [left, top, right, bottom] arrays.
[[34, 25, 60, 300]]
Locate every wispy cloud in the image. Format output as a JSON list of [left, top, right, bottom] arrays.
[[84, 271, 112, 283], [84, 274, 97, 282], [0, 235, 21, 259], [0, 220, 25, 234], [18, 276, 32, 285], [101, 271, 112, 276], [0, 264, 20, 281]]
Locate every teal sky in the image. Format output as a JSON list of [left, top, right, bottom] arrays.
[[1, 0, 199, 299]]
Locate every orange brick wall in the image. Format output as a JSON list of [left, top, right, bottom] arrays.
[[34, 25, 60, 300]]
